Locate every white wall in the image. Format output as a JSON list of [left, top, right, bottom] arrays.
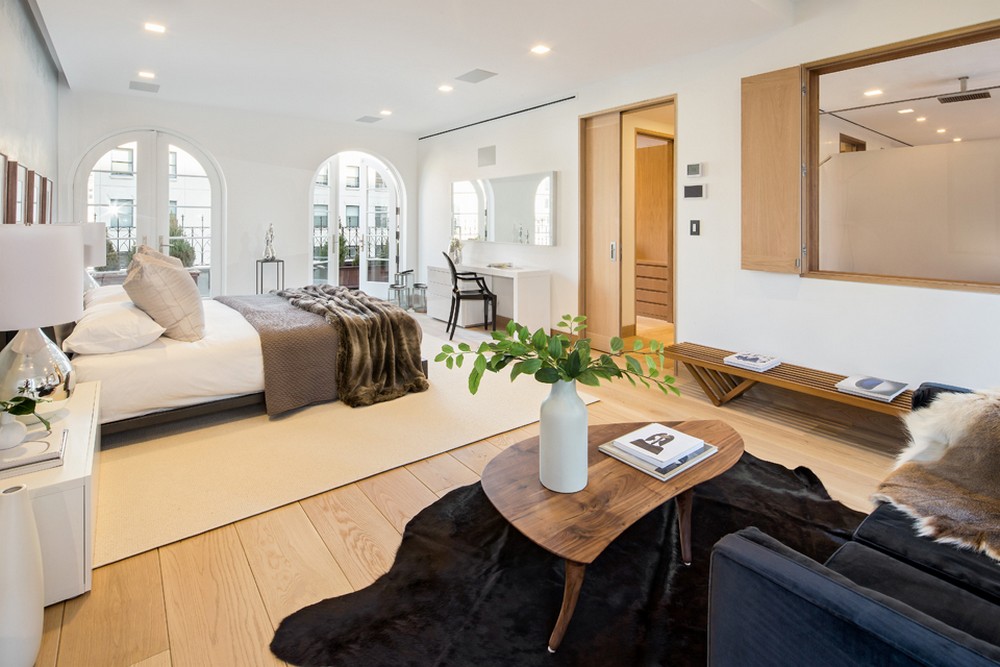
[[0, 0, 59, 188], [417, 0, 1000, 389], [820, 139, 1000, 282], [57, 92, 419, 294]]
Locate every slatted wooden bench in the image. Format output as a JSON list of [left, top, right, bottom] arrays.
[[662, 342, 912, 417]]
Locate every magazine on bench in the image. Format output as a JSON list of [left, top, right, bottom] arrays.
[[835, 375, 908, 403], [723, 352, 781, 372]]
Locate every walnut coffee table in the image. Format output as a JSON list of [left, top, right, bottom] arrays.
[[480, 420, 744, 652]]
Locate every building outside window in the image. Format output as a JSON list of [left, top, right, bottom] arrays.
[[110, 148, 134, 176], [109, 198, 134, 227], [346, 165, 360, 188], [316, 166, 329, 186], [168, 151, 178, 179]]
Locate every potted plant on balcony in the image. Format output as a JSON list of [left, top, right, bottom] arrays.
[[436, 315, 677, 493]]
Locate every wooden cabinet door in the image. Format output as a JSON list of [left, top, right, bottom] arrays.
[[581, 112, 622, 351], [741, 66, 803, 273]]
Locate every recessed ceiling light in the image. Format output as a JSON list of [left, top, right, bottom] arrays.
[[380, 109, 392, 116], [531, 45, 551, 55], [937, 128, 947, 133], [863, 89, 883, 97], [953, 137, 962, 142], [897, 108, 914, 114], [144, 22, 166, 33], [438, 84, 453, 93], [916, 117, 927, 122], [138, 71, 156, 79]]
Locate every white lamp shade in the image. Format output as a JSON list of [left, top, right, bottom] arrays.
[[0, 225, 85, 330], [81, 223, 107, 267]]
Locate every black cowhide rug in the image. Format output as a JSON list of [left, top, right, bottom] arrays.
[[271, 453, 865, 666]]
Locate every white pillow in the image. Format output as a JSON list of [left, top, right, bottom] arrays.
[[63, 302, 165, 355], [124, 252, 206, 342], [84, 284, 131, 309]]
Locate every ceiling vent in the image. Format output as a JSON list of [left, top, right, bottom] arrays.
[[356, 116, 382, 123], [938, 76, 991, 104], [456, 69, 498, 84], [128, 80, 159, 93]]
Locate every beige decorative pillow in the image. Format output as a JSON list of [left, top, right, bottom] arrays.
[[124, 252, 205, 342], [135, 244, 183, 267]]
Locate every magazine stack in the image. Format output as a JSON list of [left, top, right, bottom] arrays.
[[723, 352, 780, 372], [599, 423, 717, 482], [0, 428, 67, 479]]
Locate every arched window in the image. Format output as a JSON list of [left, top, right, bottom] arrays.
[[75, 131, 225, 296], [534, 176, 552, 245], [311, 152, 400, 299]]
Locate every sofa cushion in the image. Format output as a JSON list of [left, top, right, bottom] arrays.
[[854, 503, 1000, 605], [709, 528, 1000, 667], [826, 541, 1000, 646]]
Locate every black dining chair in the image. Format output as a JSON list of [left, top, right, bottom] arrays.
[[442, 252, 497, 340]]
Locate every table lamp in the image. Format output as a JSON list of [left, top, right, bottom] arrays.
[[80, 222, 107, 291], [0, 225, 84, 414]]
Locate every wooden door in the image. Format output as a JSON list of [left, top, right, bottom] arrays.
[[580, 112, 622, 351]]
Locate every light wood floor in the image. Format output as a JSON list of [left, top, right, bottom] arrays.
[[36, 317, 905, 667]]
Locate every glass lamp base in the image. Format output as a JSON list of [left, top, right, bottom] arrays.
[[0, 329, 75, 415]]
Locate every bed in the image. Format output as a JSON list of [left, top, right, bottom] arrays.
[[68, 277, 428, 432]]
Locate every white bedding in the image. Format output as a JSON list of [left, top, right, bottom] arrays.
[[72, 299, 265, 423]]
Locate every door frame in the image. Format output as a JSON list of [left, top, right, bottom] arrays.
[[578, 94, 676, 349]]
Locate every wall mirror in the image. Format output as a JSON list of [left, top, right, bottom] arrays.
[[809, 25, 1000, 286], [451, 171, 555, 246]]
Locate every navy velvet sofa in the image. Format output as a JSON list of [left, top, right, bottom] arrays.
[[707, 383, 1000, 666]]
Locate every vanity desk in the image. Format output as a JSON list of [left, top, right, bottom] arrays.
[[427, 263, 551, 333]]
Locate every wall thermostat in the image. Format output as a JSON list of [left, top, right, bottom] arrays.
[[683, 184, 707, 199], [686, 163, 703, 178]]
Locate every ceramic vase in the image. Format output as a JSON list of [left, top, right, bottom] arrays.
[[0, 412, 28, 450], [538, 379, 588, 493], [0, 484, 44, 667]]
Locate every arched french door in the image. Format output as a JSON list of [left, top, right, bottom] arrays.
[[311, 152, 400, 299], [73, 130, 225, 296]]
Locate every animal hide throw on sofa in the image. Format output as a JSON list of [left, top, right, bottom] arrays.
[[875, 390, 1000, 561]]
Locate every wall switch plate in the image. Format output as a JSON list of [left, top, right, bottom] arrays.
[[690, 220, 701, 236], [686, 162, 703, 178]]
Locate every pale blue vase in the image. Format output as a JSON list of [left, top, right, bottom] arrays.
[[538, 380, 589, 493]]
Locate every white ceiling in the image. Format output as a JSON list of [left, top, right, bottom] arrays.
[[820, 38, 1000, 146], [32, 0, 795, 135]]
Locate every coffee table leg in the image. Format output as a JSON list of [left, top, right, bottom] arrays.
[[676, 489, 694, 565], [547, 560, 586, 653]]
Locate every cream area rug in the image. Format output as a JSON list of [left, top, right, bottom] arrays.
[[94, 333, 597, 566]]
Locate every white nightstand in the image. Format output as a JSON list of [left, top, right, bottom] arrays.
[[4, 381, 100, 605]]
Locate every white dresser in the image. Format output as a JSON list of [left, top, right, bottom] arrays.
[[427, 263, 551, 333], [4, 381, 100, 605]]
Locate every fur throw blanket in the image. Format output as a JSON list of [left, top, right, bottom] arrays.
[[277, 285, 428, 407], [874, 390, 1000, 561]]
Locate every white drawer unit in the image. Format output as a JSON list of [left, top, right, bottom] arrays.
[[4, 382, 100, 605]]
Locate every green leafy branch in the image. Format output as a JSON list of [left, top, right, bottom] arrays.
[[435, 315, 680, 396], [0, 395, 51, 431]]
